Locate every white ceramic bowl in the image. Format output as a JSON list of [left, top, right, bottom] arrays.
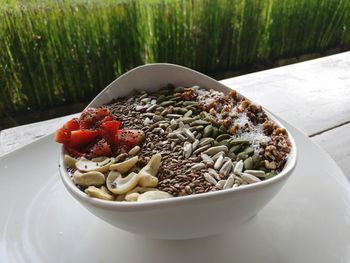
[[59, 63, 297, 240]]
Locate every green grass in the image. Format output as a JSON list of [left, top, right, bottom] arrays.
[[1, 0, 350, 115]]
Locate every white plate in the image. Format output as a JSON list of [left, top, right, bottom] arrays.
[[1, 120, 350, 263]]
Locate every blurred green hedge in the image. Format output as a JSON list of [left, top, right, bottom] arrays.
[[1, 0, 350, 114]]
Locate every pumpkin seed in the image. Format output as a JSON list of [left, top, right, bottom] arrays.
[[218, 139, 229, 146], [216, 134, 231, 142], [229, 144, 243, 154], [203, 125, 213, 137], [243, 157, 254, 170], [237, 152, 249, 161], [159, 100, 176, 107], [183, 101, 197, 106], [191, 120, 210, 126], [184, 110, 193, 117], [227, 138, 250, 146], [211, 127, 219, 138], [266, 171, 277, 179], [228, 152, 236, 159], [244, 147, 255, 156]]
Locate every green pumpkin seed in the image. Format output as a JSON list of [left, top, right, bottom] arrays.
[[244, 147, 255, 156], [219, 125, 227, 134], [203, 125, 213, 137], [229, 144, 243, 154], [184, 110, 193, 117], [227, 138, 250, 146], [159, 101, 176, 107], [265, 171, 277, 179], [191, 120, 210, 126], [218, 139, 229, 146], [211, 127, 219, 138], [213, 140, 219, 146], [243, 157, 254, 170], [237, 152, 249, 161], [183, 101, 197, 106], [174, 86, 184, 93], [228, 152, 236, 159], [156, 95, 167, 103], [216, 134, 231, 142]]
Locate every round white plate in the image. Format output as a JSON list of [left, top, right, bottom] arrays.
[[1, 121, 350, 263]]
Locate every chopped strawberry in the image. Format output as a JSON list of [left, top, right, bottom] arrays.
[[101, 115, 115, 123], [63, 118, 80, 132], [79, 108, 97, 129], [69, 129, 99, 148], [100, 120, 122, 143], [90, 139, 112, 157], [115, 129, 145, 147], [54, 128, 70, 144], [96, 107, 110, 121]]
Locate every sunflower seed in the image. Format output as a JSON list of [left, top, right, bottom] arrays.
[[167, 114, 182, 118], [212, 151, 225, 161], [205, 168, 219, 180], [216, 180, 226, 189], [144, 117, 152, 126], [192, 139, 199, 150], [178, 117, 195, 124], [203, 145, 228, 156], [146, 104, 158, 112], [182, 128, 196, 142], [219, 160, 233, 176], [233, 160, 244, 174], [191, 163, 206, 171], [244, 170, 266, 178], [192, 144, 211, 155], [176, 132, 187, 141], [204, 173, 217, 185], [199, 137, 214, 147], [159, 101, 176, 107], [241, 173, 261, 184], [200, 153, 214, 166], [223, 174, 235, 189], [183, 142, 192, 158], [214, 154, 224, 170]]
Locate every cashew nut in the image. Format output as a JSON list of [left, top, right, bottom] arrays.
[[75, 157, 115, 173], [85, 186, 114, 201], [137, 191, 173, 202], [106, 172, 139, 195], [125, 192, 140, 201], [106, 170, 122, 192], [64, 154, 78, 168], [73, 170, 105, 187], [138, 153, 161, 187], [109, 156, 139, 174]]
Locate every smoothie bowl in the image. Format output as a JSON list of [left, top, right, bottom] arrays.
[[58, 64, 297, 240]]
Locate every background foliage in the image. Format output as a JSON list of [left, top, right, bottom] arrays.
[[1, 0, 350, 115]]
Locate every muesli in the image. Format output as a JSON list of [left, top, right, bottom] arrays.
[[56, 84, 292, 202]]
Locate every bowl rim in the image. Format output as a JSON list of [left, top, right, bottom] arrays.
[[58, 63, 298, 211]]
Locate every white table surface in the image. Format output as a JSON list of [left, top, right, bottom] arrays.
[[1, 52, 350, 178]]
